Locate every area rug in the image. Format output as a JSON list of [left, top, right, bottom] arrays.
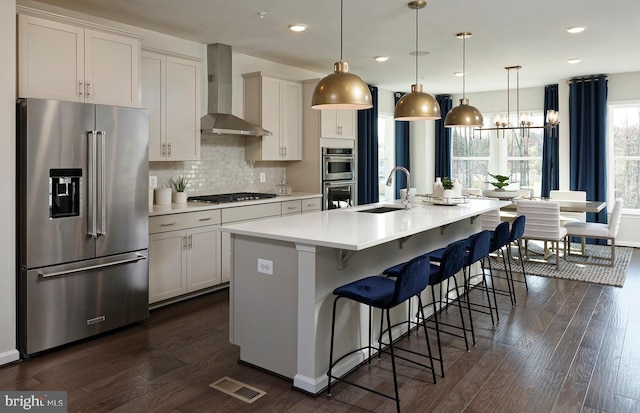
[[489, 242, 633, 287]]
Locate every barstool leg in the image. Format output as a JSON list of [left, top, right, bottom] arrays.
[[500, 246, 516, 305], [417, 295, 437, 384], [460, 269, 476, 346], [517, 239, 529, 291], [385, 309, 401, 413], [452, 276, 470, 350], [430, 286, 445, 378], [485, 257, 501, 322], [480, 259, 496, 325]]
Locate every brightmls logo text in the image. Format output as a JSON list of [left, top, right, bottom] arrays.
[[0, 392, 67, 412]]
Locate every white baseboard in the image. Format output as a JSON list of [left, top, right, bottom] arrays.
[[0, 349, 20, 366]]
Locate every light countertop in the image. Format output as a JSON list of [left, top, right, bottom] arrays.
[[148, 192, 322, 216], [220, 198, 510, 251]]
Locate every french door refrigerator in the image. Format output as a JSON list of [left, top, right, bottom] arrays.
[[16, 98, 150, 356]]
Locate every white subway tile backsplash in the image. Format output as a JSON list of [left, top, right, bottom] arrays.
[[149, 135, 286, 195]]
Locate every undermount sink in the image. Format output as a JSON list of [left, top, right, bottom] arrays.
[[358, 205, 406, 213]]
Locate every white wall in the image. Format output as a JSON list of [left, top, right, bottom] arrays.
[[0, 0, 19, 365]]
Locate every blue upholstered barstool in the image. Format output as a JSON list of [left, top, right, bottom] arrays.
[[483, 221, 514, 313], [506, 215, 528, 299], [327, 254, 436, 413], [416, 241, 467, 377]]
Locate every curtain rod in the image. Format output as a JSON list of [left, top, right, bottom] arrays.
[[566, 75, 609, 84]]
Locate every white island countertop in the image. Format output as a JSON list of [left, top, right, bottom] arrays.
[[220, 198, 510, 251]]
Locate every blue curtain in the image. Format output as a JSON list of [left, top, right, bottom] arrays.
[[541, 84, 559, 197], [394, 92, 410, 197], [357, 85, 379, 205], [569, 75, 608, 243], [435, 94, 453, 179]]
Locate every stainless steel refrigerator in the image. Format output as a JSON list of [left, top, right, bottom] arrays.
[[16, 98, 150, 356]]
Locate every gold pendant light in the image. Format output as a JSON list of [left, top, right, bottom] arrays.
[[311, 0, 372, 110], [394, 1, 440, 121], [445, 32, 483, 128]]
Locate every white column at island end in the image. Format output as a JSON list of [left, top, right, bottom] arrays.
[[221, 199, 509, 395]]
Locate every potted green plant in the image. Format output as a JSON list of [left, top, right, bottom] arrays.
[[487, 173, 510, 190], [442, 177, 455, 199], [169, 176, 189, 204]]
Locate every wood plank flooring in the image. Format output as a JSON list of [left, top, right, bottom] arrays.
[[2, 249, 640, 413]]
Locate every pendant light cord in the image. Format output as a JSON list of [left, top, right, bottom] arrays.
[[414, 6, 419, 85], [462, 35, 466, 99], [340, 0, 343, 61]]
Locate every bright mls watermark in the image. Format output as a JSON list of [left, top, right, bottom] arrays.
[[0, 392, 67, 412]]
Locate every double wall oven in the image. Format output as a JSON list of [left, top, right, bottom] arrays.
[[322, 147, 356, 210]]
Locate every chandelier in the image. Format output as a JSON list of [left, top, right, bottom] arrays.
[[476, 65, 559, 138]]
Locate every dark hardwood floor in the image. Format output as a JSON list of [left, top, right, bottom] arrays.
[[2, 249, 640, 413]]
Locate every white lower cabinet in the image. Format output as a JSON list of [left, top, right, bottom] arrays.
[[149, 211, 221, 305], [150, 197, 321, 305]]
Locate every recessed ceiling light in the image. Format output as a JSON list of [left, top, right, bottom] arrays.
[[565, 26, 586, 34], [374, 56, 389, 62], [289, 24, 306, 32], [453, 72, 465, 77], [567, 58, 582, 64]]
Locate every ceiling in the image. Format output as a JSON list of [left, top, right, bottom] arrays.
[[31, 0, 640, 94]]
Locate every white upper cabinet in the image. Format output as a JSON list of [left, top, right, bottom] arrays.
[[243, 72, 302, 161], [142, 50, 201, 161], [18, 14, 140, 107], [320, 109, 356, 139]]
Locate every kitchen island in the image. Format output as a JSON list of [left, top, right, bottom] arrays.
[[221, 198, 509, 395]]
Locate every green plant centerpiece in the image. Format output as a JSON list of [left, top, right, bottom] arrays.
[[487, 173, 510, 191], [169, 176, 189, 192], [441, 177, 454, 190]]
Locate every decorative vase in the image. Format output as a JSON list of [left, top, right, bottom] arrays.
[[453, 178, 462, 197], [433, 178, 444, 198], [173, 191, 187, 204], [442, 189, 455, 199]]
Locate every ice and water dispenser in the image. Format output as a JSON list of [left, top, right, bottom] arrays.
[[49, 168, 81, 218]]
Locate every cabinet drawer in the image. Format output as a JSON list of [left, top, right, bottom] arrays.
[[221, 203, 282, 224], [281, 200, 302, 215], [183, 210, 221, 227], [150, 209, 221, 234], [301, 198, 322, 213], [150, 214, 193, 233]]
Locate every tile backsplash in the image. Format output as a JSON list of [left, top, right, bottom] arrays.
[[149, 135, 287, 195]]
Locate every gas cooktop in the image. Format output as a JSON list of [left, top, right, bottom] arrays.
[[187, 192, 277, 204]]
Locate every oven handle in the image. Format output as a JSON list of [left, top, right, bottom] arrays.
[[324, 155, 355, 161]]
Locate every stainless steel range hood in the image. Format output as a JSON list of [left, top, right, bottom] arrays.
[[201, 43, 271, 136]]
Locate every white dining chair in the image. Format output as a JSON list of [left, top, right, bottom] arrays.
[[481, 207, 501, 231], [516, 199, 567, 270], [549, 190, 587, 224], [549, 190, 587, 254], [563, 198, 623, 267]]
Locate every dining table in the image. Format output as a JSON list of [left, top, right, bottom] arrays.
[[500, 198, 607, 214]]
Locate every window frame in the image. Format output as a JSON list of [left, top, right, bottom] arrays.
[[607, 100, 640, 214]]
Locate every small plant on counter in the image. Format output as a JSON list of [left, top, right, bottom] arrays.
[[487, 173, 510, 190], [442, 177, 454, 190], [168, 176, 189, 192]]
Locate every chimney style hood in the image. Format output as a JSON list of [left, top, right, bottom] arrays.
[[201, 44, 271, 136]]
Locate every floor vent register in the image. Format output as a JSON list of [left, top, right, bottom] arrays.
[[209, 376, 267, 404]]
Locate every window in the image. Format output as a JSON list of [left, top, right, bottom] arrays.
[[378, 113, 395, 202], [608, 102, 640, 210], [451, 111, 544, 196]]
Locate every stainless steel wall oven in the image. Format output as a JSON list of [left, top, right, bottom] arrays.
[[322, 147, 356, 210]]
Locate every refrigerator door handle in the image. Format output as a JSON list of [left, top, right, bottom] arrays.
[[87, 131, 97, 238], [97, 131, 107, 236], [37, 253, 147, 279]]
